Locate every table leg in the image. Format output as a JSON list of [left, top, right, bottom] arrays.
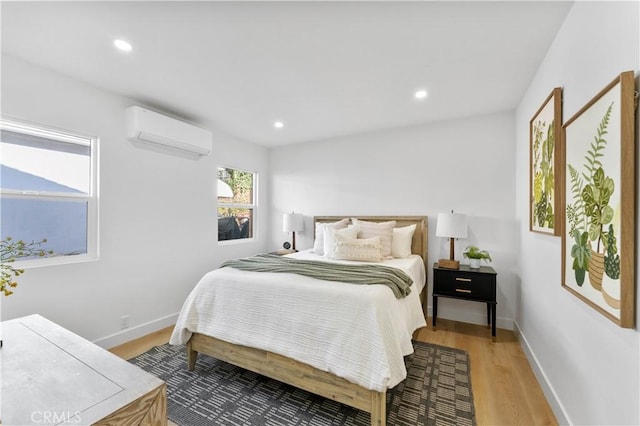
[[486, 303, 491, 326], [491, 304, 496, 337], [432, 295, 438, 327]]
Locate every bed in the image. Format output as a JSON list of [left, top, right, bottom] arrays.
[[170, 216, 428, 426]]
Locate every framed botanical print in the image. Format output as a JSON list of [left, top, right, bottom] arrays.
[[561, 71, 635, 328], [530, 87, 562, 235]]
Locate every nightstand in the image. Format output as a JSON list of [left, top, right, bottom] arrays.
[[432, 263, 497, 337]]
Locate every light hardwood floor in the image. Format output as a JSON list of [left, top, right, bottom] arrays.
[[414, 319, 557, 426], [110, 319, 557, 426]]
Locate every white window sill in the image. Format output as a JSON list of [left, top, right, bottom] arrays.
[[10, 253, 98, 270], [218, 237, 257, 246]]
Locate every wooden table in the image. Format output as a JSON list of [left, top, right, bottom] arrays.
[[0, 314, 167, 425]]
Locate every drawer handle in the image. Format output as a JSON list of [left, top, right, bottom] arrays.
[[456, 289, 472, 293], [455, 277, 472, 282]]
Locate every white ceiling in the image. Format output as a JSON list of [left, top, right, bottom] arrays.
[[1, 1, 573, 147]]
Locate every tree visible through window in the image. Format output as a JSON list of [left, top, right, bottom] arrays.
[[217, 166, 255, 241], [0, 119, 98, 264]]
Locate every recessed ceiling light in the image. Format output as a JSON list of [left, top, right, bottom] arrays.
[[114, 39, 132, 52], [414, 89, 428, 100], [274, 121, 284, 129]]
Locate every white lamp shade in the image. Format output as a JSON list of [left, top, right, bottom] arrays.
[[283, 213, 304, 233], [436, 213, 468, 238]]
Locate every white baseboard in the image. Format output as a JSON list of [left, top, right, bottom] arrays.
[[513, 321, 571, 425], [93, 312, 179, 349]]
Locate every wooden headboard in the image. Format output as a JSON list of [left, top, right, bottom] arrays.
[[313, 216, 428, 264]]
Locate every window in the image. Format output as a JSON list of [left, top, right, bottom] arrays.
[[217, 166, 255, 242], [0, 119, 98, 265]]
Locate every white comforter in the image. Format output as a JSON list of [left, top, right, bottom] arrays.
[[169, 250, 427, 392]]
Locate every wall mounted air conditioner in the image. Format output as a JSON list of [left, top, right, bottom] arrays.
[[125, 106, 212, 158]]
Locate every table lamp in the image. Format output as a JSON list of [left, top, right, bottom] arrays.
[[283, 212, 304, 251], [436, 212, 467, 269]]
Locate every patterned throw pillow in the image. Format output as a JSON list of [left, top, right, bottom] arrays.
[[351, 219, 396, 259], [332, 236, 383, 262], [323, 226, 358, 258]]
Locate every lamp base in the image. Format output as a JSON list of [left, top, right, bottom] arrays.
[[437, 259, 460, 269]]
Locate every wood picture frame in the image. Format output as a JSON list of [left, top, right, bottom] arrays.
[[530, 87, 562, 235], [561, 71, 636, 328]]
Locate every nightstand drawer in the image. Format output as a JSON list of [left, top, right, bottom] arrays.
[[433, 269, 496, 302]]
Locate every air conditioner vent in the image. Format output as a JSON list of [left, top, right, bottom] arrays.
[[125, 106, 212, 158]]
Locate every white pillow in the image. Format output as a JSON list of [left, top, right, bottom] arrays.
[[391, 224, 416, 258], [332, 236, 383, 262], [313, 218, 349, 255], [351, 219, 396, 258], [324, 226, 358, 258]]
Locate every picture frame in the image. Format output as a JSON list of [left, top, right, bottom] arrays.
[[530, 87, 562, 235], [561, 71, 635, 328]]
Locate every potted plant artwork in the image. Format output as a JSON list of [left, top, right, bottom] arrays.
[[530, 87, 561, 235], [562, 71, 635, 327], [532, 117, 555, 229], [463, 246, 492, 269], [567, 103, 620, 292]]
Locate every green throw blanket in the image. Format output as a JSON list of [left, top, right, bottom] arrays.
[[220, 253, 412, 299]]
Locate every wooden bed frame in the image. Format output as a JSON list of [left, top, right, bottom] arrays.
[[186, 215, 428, 426]]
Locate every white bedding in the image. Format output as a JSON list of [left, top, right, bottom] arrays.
[[169, 249, 427, 392]]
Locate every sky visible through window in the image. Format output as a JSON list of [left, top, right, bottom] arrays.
[[1, 126, 93, 259], [1, 143, 90, 194]]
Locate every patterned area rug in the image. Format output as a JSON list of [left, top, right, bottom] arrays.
[[129, 341, 475, 426]]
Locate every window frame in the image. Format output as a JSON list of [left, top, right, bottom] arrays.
[[217, 165, 257, 244], [0, 117, 99, 268]]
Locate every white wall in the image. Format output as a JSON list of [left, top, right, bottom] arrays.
[[270, 111, 518, 330], [0, 55, 270, 347], [514, 2, 639, 425]]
